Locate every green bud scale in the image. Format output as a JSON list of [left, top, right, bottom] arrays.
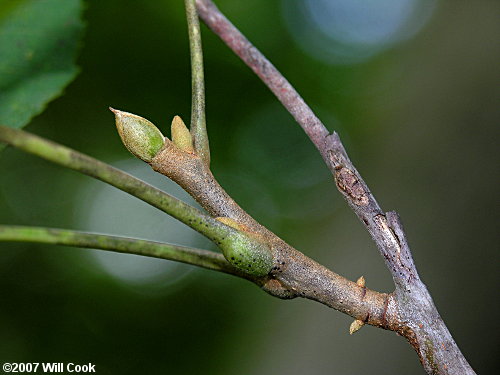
[[218, 232, 273, 276], [110, 108, 165, 162]]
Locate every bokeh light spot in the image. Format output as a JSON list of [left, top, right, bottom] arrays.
[[75, 158, 211, 289], [282, 0, 437, 64]]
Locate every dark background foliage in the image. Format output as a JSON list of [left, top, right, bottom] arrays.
[[0, 1, 498, 374]]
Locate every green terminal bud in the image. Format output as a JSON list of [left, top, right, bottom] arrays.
[[217, 228, 273, 277], [110, 108, 165, 162], [171, 116, 194, 153]]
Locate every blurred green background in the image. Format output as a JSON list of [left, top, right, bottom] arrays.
[[0, 0, 498, 374]]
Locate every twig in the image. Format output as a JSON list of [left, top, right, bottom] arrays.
[[185, 0, 210, 166], [0, 3, 476, 372], [0, 225, 238, 275], [194, 1, 475, 374], [193, 0, 413, 292], [0, 123, 391, 327], [0, 125, 234, 244], [195, 0, 329, 149]]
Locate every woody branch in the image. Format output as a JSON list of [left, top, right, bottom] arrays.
[[194, 1, 475, 374]]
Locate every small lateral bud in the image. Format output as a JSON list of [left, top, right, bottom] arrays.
[[356, 276, 366, 288], [218, 231, 273, 277], [216, 217, 244, 231], [349, 319, 365, 335], [215, 218, 272, 276], [171, 115, 194, 153], [110, 107, 165, 162]]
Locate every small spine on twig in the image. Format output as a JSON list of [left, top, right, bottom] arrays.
[[356, 276, 366, 288], [349, 276, 367, 334], [349, 319, 365, 335]]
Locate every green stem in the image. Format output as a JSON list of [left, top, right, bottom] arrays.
[[0, 225, 240, 275], [0, 126, 231, 243], [185, 0, 210, 166]]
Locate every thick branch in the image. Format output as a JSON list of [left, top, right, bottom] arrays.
[[0, 126, 388, 325], [194, 1, 475, 374], [0, 225, 237, 275], [150, 120, 391, 330], [194, 0, 399, 283], [185, 0, 210, 165], [0, 3, 476, 371]]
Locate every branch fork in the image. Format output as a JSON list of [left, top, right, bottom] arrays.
[[0, 1, 476, 374]]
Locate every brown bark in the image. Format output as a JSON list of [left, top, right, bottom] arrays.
[[192, 1, 476, 373]]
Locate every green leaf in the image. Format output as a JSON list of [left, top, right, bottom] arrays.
[[0, 0, 84, 133]]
